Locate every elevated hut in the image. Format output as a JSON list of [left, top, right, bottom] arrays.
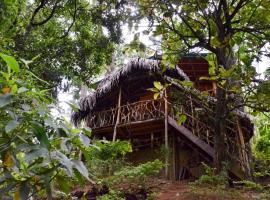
[[72, 56, 253, 180]]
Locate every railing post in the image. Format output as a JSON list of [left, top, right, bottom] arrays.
[[164, 90, 169, 179], [113, 87, 122, 141]]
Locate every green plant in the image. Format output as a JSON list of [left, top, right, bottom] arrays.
[[236, 180, 263, 191], [87, 140, 132, 177], [0, 54, 93, 199], [109, 159, 164, 189], [97, 189, 125, 200], [191, 162, 228, 187]]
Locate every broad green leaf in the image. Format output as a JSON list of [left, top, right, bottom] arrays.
[[24, 147, 49, 164], [72, 160, 90, 181], [32, 123, 50, 149], [82, 127, 92, 137], [153, 93, 160, 100], [73, 169, 85, 186], [56, 175, 71, 194], [18, 87, 28, 94], [177, 114, 187, 126], [79, 133, 90, 147], [0, 93, 12, 108], [0, 53, 20, 73], [153, 81, 163, 90], [51, 151, 73, 176], [5, 120, 20, 133], [11, 84, 18, 94]]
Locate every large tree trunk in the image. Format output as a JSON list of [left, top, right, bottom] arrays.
[[214, 86, 227, 172], [214, 47, 234, 173]]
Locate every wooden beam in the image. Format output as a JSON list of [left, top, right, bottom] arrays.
[[168, 116, 214, 158], [164, 91, 169, 178], [113, 87, 122, 141]]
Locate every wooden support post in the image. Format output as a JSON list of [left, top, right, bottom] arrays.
[[164, 90, 169, 179], [151, 132, 154, 148], [172, 132, 176, 180], [113, 87, 122, 141], [237, 118, 251, 179]]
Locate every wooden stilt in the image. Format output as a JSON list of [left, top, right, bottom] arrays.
[[151, 132, 154, 148], [113, 87, 122, 141], [172, 133, 176, 180], [164, 90, 169, 179], [237, 118, 251, 179]]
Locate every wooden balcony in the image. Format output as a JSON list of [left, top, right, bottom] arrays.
[[87, 99, 165, 129]]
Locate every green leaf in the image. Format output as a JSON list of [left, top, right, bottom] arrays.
[[18, 87, 28, 94], [0, 53, 20, 73], [147, 88, 159, 93], [56, 175, 71, 194], [177, 114, 187, 126], [32, 123, 50, 149], [82, 127, 92, 137], [153, 81, 163, 90], [73, 169, 85, 186], [199, 76, 218, 81], [72, 160, 90, 181], [153, 93, 160, 100], [0, 93, 12, 108], [5, 120, 20, 133], [178, 81, 193, 88], [11, 84, 18, 94]]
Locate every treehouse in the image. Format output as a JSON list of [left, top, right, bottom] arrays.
[[72, 57, 253, 180]]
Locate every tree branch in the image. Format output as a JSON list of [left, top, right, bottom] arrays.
[[31, 0, 60, 26], [60, 0, 78, 39]]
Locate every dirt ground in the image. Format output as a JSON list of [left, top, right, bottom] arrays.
[[153, 180, 261, 200], [71, 178, 266, 200]]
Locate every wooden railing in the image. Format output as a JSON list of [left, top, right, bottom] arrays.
[[87, 99, 164, 129], [87, 94, 250, 176], [169, 90, 250, 174]]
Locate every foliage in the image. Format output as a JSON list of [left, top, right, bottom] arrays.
[[105, 159, 164, 189], [191, 163, 228, 187], [115, 159, 164, 179], [134, 0, 270, 172], [87, 140, 132, 177], [0, 54, 92, 199], [97, 189, 125, 200], [0, 0, 124, 95], [236, 180, 263, 191], [253, 114, 270, 160]]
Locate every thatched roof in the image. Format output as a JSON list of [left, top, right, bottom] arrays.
[[72, 57, 252, 136], [72, 58, 189, 125]]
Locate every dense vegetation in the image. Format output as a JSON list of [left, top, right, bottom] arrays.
[[0, 0, 270, 199]]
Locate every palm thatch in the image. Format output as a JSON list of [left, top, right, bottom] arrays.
[[72, 58, 189, 125], [72, 57, 252, 132]]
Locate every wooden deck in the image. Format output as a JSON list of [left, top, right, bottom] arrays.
[[87, 98, 250, 179]]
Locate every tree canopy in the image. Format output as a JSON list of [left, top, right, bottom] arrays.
[[0, 0, 129, 95]]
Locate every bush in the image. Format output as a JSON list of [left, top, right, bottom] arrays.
[[191, 162, 228, 186], [87, 140, 132, 177], [0, 54, 92, 199]]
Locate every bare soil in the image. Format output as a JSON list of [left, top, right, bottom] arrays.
[[70, 178, 265, 200]]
